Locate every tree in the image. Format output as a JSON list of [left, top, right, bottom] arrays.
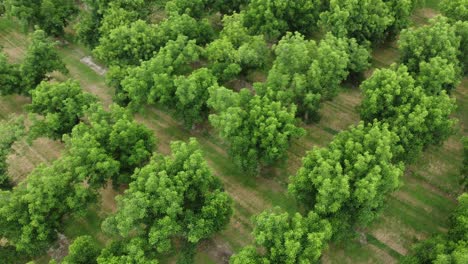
[[257, 32, 369, 121], [415, 57, 460, 95], [5, 0, 76, 36], [289, 121, 404, 236], [208, 86, 305, 173], [0, 116, 24, 188], [454, 21, 468, 74], [61, 236, 100, 264], [97, 238, 158, 264], [440, 0, 468, 22], [20, 29, 68, 94], [102, 139, 232, 255], [360, 65, 457, 162], [28, 80, 97, 140], [174, 68, 218, 128], [230, 209, 332, 264], [243, 0, 324, 39], [0, 50, 22, 95], [121, 35, 201, 110], [399, 16, 461, 74]]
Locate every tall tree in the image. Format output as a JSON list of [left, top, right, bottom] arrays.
[[20, 29, 68, 94], [28, 80, 97, 140], [208, 86, 304, 173], [289, 122, 404, 236], [102, 139, 232, 258], [0, 116, 24, 188], [360, 65, 457, 162], [230, 209, 332, 264]]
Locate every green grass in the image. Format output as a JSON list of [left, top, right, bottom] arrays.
[[0, 1, 466, 262]]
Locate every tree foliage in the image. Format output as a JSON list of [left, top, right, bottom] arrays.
[[28, 80, 97, 140], [208, 86, 304, 173], [62, 236, 100, 264], [289, 122, 404, 235], [243, 0, 324, 39], [5, 0, 77, 36], [102, 139, 232, 254], [0, 50, 22, 95], [257, 32, 370, 121], [230, 209, 332, 264], [360, 65, 457, 161], [20, 29, 68, 94], [440, 0, 468, 22], [0, 116, 24, 188]]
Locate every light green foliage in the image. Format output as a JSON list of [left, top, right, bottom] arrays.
[[28, 80, 97, 140], [20, 29, 68, 94], [360, 65, 457, 162], [289, 122, 404, 235], [384, 0, 417, 36], [0, 117, 24, 188], [243, 0, 324, 39], [97, 238, 158, 264], [102, 139, 232, 253], [403, 193, 468, 264], [98, 6, 139, 36], [399, 16, 461, 74], [454, 21, 468, 74], [164, 0, 248, 17], [174, 68, 218, 127], [122, 35, 201, 110], [440, 0, 468, 22], [230, 209, 332, 264], [69, 104, 156, 185], [258, 32, 370, 121], [94, 20, 157, 66], [416, 57, 460, 95], [61, 236, 100, 264], [5, 0, 76, 35], [0, 50, 22, 95], [208, 86, 305, 173], [205, 13, 269, 82]]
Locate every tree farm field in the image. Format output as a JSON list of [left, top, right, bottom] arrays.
[[0, 4, 466, 264]]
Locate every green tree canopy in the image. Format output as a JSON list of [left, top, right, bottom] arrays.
[[28, 80, 97, 140], [0, 50, 22, 95], [360, 65, 457, 161], [230, 209, 332, 264], [440, 0, 468, 22], [20, 29, 68, 94], [0, 116, 24, 188], [97, 238, 158, 264], [208, 86, 305, 173], [61, 236, 100, 264], [102, 139, 232, 254], [289, 121, 404, 235]]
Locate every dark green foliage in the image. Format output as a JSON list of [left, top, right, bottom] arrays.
[[0, 50, 22, 95], [440, 0, 468, 22], [403, 193, 468, 263], [97, 238, 158, 264], [62, 236, 100, 264], [360, 65, 457, 162], [243, 0, 325, 39], [454, 21, 468, 74], [463, 137, 468, 191], [20, 29, 68, 94], [257, 32, 370, 121], [399, 16, 461, 74], [102, 139, 232, 254], [320, 0, 415, 43], [28, 80, 97, 140], [174, 68, 217, 127], [230, 209, 332, 264], [208, 86, 305, 173], [4, 0, 77, 36], [122, 35, 201, 110], [289, 122, 404, 236], [0, 117, 24, 188]]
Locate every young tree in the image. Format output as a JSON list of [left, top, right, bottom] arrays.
[[102, 139, 232, 256], [360, 65, 457, 161], [28, 80, 97, 140], [208, 86, 305, 173], [0, 116, 24, 188], [399, 16, 461, 74], [0, 50, 22, 95], [243, 0, 324, 39], [20, 29, 68, 94], [230, 209, 332, 264], [61, 236, 100, 264], [174, 68, 218, 128], [289, 122, 404, 236], [121, 35, 201, 110]]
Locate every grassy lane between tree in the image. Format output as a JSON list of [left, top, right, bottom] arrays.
[[0, 4, 466, 262]]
